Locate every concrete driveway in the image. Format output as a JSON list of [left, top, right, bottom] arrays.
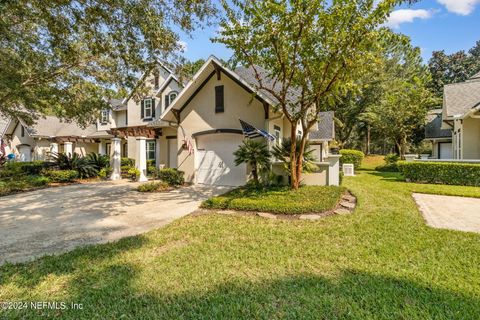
[[413, 193, 480, 233], [0, 180, 229, 265]]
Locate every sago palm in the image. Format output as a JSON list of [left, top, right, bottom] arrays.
[[233, 139, 271, 185]]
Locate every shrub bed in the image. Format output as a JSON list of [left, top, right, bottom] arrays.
[[157, 168, 185, 186], [44, 170, 79, 183], [202, 185, 345, 214], [340, 149, 364, 169], [137, 181, 170, 192], [397, 161, 480, 186]]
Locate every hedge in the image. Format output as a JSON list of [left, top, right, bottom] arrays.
[[397, 161, 480, 186], [339, 149, 364, 169], [44, 170, 79, 183], [157, 168, 185, 186]]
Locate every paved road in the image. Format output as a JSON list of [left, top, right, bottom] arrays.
[[0, 180, 228, 265], [413, 193, 480, 233]]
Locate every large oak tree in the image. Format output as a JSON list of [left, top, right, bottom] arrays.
[[0, 0, 215, 125]]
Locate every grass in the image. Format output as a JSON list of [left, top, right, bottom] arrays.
[[1, 167, 480, 318], [201, 185, 345, 214]]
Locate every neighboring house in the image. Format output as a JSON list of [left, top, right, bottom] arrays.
[[2, 116, 98, 161], [2, 57, 338, 186], [440, 71, 480, 159], [425, 109, 453, 159]]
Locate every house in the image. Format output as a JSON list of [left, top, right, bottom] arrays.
[[2, 56, 339, 186], [424, 109, 453, 159], [439, 71, 480, 160], [1, 116, 98, 161], [157, 56, 339, 186]]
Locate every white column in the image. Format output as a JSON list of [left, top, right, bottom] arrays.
[[64, 142, 73, 156], [49, 142, 58, 159], [98, 141, 106, 155], [325, 154, 341, 186], [110, 138, 122, 180], [136, 137, 148, 182]]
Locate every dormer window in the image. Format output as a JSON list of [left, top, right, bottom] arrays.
[[165, 91, 178, 109], [100, 110, 109, 124], [141, 98, 155, 120]]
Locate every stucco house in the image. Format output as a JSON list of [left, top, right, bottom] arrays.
[[2, 56, 339, 186]]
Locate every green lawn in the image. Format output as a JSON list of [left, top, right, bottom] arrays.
[[201, 185, 345, 214], [1, 169, 480, 319]]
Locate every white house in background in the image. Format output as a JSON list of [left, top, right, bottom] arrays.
[[2, 57, 340, 186], [436, 71, 480, 160]]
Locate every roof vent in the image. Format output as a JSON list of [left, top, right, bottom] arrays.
[[343, 164, 355, 177]]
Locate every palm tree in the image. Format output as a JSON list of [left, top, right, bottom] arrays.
[[271, 137, 318, 176], [234, 140, 271, 185]]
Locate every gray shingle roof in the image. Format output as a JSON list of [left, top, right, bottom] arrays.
[[443, 80, 480, 117], [24, 116, 97, 138], [309, 111, 334, 141], [470, 71, 480, 80], [425, 109, 451, 139], [109, 98, 127, 111], [234, 65, 301, 106], [0, 117, 8, 137]]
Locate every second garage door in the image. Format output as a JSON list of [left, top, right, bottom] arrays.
[[195, 134, 246, 186]]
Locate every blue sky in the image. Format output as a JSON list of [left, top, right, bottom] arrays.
[[177, 0, 480, 64]]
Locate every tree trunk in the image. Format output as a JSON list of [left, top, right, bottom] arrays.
[[294, 133, 308, 189], [366, 125, 371, 155], [399, 135, 408, 159], [290, 123, 298, 190], [252, 162, 259, 185]]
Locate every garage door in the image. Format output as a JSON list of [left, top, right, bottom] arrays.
[[439, 142, 453, 159], [195, 134, 246, 186]]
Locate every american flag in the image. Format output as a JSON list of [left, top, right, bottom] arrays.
[[0, 139, 6, 156], [239, 119, 275, 141], [184, 137, 194, 155]]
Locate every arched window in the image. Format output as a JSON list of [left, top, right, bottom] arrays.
[[168, 91, 178, 106]]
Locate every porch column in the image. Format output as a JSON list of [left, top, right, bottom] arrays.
[[325, 154, 341, 186], [98, 141, 106, 155], [49, 142, 58, 160], [110, 137, 122, 180], [136, 137, 148, 182], [64, 142, 73, 156]]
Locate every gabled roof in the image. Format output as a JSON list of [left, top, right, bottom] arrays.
[[469, 70, 480, 81], [425, 109, 452, 139], [109, 98, 127, 111], [443, 80, 480, 117], [4, 116, 97, 138], [160, 56, 277, 122], [308, 111, 335, 141]]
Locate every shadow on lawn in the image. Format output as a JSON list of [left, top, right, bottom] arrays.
[[2, 257, 479, 319]]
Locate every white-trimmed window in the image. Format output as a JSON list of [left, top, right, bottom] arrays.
[[146, 140, 156, 161], [100, 110, 109, 124], [274, 125, 281, 145], [165, 91, 178, 109], [144, 98, 153, 119]]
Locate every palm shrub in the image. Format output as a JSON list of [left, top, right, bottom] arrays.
[[86, 152, 110, 170], [234, 140, 271, 185], [271, 138, 318, 176], [50, 152, 98, 178]]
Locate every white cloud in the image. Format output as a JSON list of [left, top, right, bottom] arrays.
[[177, 40, 188, 52], [385, 9, 434, 28], [437, 0, 480, 15]]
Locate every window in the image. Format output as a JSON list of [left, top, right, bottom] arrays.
[[106, 143, 111, 156], [154, 73, 160, 90], [215, 85, 224, 113], [21, 125, 25, 137], [146, 140, 156, 161], [100, 110, 109, 124], [274, 125, 281, 145], [144, 99, 153, 119], [165, 91, 178, 109]]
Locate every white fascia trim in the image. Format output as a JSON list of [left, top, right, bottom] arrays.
[[159, 55, 276, 121]]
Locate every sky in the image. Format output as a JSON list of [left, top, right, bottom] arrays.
[[177, 0, 480, 64]]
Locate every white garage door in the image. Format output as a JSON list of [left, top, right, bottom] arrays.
[[195, 134, 246, 186], [439, 142, 453, 159]]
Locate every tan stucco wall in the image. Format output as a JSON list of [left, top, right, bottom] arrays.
[[74, 143, 97, 156], [176, 72, 268, 182], [462, 116, 480, 159]]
